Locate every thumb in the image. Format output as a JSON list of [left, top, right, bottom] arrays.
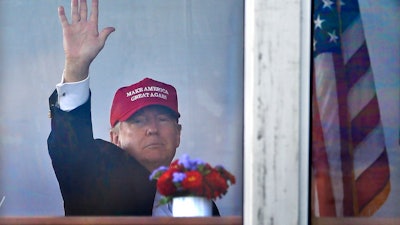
[[99, 27, 116, 43]]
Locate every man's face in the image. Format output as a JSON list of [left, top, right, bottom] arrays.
[[114, 105, 181, 172]]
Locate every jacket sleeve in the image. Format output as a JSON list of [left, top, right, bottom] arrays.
[[47, 90, 100, 214], [47, 90, 96, 166], [47, 90, 156, 216]]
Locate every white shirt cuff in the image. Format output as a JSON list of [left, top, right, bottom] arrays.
[[56, 76, 90, 111]]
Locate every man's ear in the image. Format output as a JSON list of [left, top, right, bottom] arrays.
[[177, 124, 182, 133], [110, 130, 120, 146], [175, 124, 182, 147]]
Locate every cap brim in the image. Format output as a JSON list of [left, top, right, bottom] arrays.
[[118, 101, 180, 123]]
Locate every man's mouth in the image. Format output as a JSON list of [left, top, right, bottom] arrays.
[[144, 143, 163, 149]]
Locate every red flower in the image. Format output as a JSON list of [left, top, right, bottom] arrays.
[[169, 159, 180, 169], [216, 166, 236, 185], [181, 171, 203, 195], [157, 169, 176, 196], [204, 170, 228, 199]]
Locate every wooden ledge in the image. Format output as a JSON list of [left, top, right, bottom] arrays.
[[312, 217, 400, 225], [0, 216, 242, 225]]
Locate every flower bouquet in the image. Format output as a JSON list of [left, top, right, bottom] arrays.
[[149, 154, 236, 206]]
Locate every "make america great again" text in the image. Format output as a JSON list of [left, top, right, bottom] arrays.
[[126, 86, 169, 101]]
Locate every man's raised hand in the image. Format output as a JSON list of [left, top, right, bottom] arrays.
[[58, 0, 115, 82]]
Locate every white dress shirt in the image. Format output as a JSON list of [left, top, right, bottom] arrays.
[[152, 191, 172, 217]]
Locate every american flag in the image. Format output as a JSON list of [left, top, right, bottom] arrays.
[[312, 0, 391, 216]]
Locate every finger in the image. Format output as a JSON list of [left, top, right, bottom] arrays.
[[89, 0, 99, 23], [80, 0, 88, 21], [71, 0, 80, 23], [99, 27, 115, 44], [58, 6, 69, 27]]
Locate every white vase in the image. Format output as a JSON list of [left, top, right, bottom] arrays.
[[172, 196, 212, 217]]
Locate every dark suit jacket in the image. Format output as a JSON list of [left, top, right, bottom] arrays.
[[47, 90, 220, 216]]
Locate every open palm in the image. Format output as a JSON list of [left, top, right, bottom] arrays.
[[58, 0, 115, 82]]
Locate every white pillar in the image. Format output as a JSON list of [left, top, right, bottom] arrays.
[[244, 0, 310, 224]]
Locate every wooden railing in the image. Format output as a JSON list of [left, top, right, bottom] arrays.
[[1, 216, 400, 224], [0, 216, 242, 225], [312, 217, 400, 225]]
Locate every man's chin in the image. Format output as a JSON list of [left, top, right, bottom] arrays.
[[143, 155, 169, 168]]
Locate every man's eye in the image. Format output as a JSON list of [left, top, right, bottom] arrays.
[[158, 115, 171, 122], [133, 119, 142, 123], [129, 117, 145, 124]]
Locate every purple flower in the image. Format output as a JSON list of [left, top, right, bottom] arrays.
[[172, 172, 186, 183], [193, 158, 205, 166], [215, 165, 224, 170], [149, 166, 168, 180], [178, 154, 205, 170], [178, 154, 191, 168]]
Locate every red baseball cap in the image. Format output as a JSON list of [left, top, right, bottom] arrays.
[[110, 78, 180, 127]]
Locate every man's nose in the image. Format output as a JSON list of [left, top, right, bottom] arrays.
[[145, 118, 159, 135]]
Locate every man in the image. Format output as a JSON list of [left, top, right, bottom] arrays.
[[48, 0, 219, 216]]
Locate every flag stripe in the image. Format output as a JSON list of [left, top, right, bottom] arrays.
[[347, 69, 375, 120], [359, 181, 391, 216], [341, 16, 364, 64], [312, 69, 337, 216], [350, 95, 380, 147], [314, 53, 344, 216], [353, 123, 385, 179], [345, 43, 371, 88], [355, 150, 390, 212]]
